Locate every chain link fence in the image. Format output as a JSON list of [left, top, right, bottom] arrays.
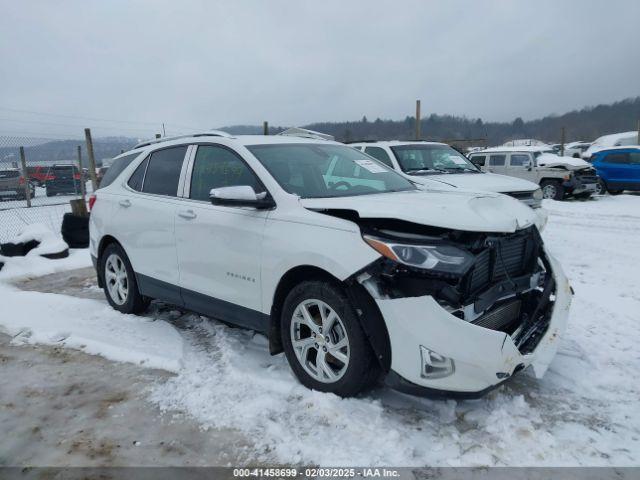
[[0, 135, 99, 243]]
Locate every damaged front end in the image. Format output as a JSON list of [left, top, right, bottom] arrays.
[[346, 218, 572, 397]]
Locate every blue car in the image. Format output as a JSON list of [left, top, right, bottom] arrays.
[[591, 147, 640, 195]]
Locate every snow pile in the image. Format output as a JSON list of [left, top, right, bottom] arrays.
[[0, 246, 88, 281], [2, 223, 68, 257], [0, 282, 184, 372], [0, 243, 184, 372]]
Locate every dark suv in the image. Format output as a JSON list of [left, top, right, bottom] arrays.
[[45, 164, 82, 197]]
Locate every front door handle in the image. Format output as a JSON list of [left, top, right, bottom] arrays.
[[178, 209, 197, 220], [119, 199, 131, 208]]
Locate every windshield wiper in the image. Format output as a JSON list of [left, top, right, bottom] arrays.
[[404, 168, 447, 174], [441, 166, 479, 173]]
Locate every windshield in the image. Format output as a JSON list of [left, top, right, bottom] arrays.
[[247, 143, 416, 198], [533, 150, 554, 158], [390, 144, 479, 174]]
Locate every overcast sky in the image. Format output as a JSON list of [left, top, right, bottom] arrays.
[[1, 0, 639, 139]]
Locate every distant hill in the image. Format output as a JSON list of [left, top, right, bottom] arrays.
[[1, 97, 638, 166], [301, 97, 640, 146]]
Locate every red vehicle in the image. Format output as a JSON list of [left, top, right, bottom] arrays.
[[26, 166, 55, 186]]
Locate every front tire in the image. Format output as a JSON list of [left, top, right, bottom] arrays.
[[540, 180, 564, 200], [281, 281, 380, 397], [100, 243, 149, 314]]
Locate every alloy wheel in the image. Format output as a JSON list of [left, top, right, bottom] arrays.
[[290, 299, 350, 383], [105, 253, 129, 305]]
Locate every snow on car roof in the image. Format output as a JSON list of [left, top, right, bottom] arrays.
[[591, 131, 637, 146]]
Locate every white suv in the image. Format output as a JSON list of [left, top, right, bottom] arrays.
[[349, 141, 545, 214], [89, 132, 572, 398]]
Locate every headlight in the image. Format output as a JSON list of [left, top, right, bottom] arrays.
[[533, 188, 543, 201], [363, 235, 474, 275]]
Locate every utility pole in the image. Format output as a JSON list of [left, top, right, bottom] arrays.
[[19, 146, 31, 208], [77, 145, 86, 203], [84, 128, 99, 192], [560, 127, 566, 157], [162, 123, 166, 137], [263, 121, 269, 135], [415, 100, 421, 140]]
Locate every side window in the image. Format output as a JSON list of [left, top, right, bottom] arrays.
[[189, 145, 261, 201], [364, 147, 394, 168], [605, 153, 629, 164], [128, 157, 148, 191], [629, 152, 640, 165], [142, 146, 188, 196], [470, 155, 486, 166], [510, 154, 530, 167], [489, 155, 506, 166], [99, 152, 141, 189]]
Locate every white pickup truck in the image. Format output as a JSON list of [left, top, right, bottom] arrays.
[[468, 146, 599, 200]]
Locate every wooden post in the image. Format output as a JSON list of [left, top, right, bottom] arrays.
[[263, 121, 269, 135], [77, 145, 86, 203], [84, 128, 99, 192], [560, 127, 566, 157], [415, 100, 421, 140], [69, 198, 88, 216], [19, 146, 31, 208]]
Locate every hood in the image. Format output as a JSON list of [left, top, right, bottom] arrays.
[[537, 154, 591, 169], [409, 172, 538, 193], [300, 189, 536, 233]]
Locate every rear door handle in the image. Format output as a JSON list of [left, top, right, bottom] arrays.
[[178, 209, 197, 220], [119, 199, 131, 207]]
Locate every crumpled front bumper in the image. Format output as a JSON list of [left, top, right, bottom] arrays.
[[375, 249, 572, 396]]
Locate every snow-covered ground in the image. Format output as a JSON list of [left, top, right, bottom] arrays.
[[1, 195, 639, 466]]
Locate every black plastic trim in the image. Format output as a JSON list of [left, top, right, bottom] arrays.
[[384, 369, 513, 399], [135, 273, 269, 334]]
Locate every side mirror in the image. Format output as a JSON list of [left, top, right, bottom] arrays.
[[523, 160, 533, 171], [209, 185, 275, 209]]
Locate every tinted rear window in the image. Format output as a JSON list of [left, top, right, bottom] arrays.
[[142, 146, 187, 196], [0, 170, 20, 178], [52, 166, 78, 175], [99, 152, 141, 189]]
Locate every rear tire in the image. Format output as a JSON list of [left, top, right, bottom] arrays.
[[607, 187, 623, 195], [281, 280, 380, 397], [540, 180, 564, 200], [100, 243, 150, 314]]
